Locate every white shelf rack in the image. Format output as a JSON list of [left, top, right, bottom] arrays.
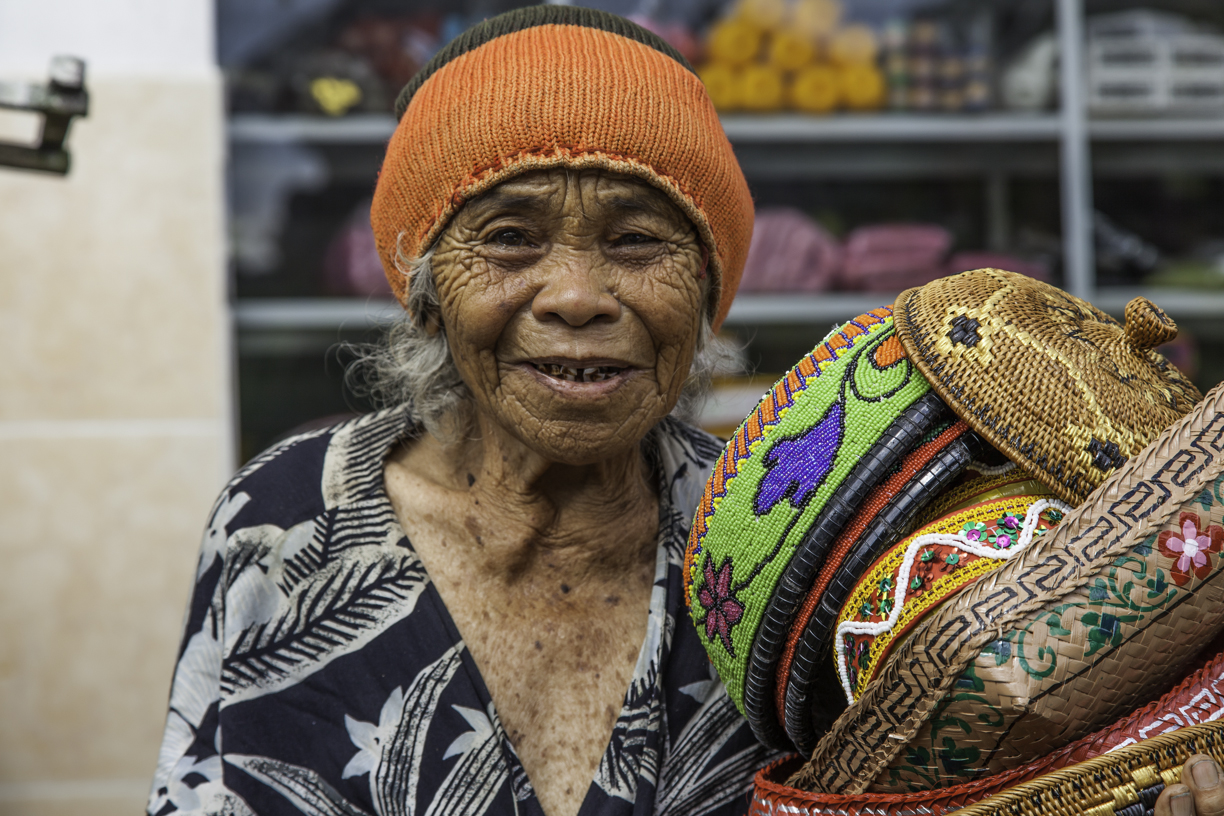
[[233, 290, 1224, 334], [227, 112, 1224, 146]]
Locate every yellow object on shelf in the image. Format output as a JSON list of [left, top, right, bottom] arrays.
[[733, 0, 787, 31], [310, 77, 363, 117], [790, 0, 842, 42], [768, 31, 819, 72], [698, 62, 741, 110], [839, 62, 885, 110], [829, 23, 879, 66], [707, 19, 764, 66], [738, 64, 787, 112], [789, 64, 840, 113]]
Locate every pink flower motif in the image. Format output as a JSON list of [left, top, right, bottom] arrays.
[[1158, 512, 1224, 587], [697, 556, 745, 656]]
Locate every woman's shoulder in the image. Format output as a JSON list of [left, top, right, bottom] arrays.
[[651, 417, 727, 518], [653, 416, 726, 472], [212, 408, 413, 538]]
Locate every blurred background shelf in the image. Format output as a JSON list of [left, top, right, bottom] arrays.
[[234, 289, 1224, 334], [221, 0, 1224, 458], [228, 112, 1224, 145], [228, 112, 1067, 143]]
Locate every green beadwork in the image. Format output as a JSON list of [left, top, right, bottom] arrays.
[[686, 310, 930, 714]]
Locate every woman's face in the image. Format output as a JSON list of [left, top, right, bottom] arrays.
[[430, 168, 707, 465]]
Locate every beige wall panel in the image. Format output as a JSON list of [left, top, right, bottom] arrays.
[[0, 77, 226, 422], [0, 434, 222, 783], [0, 796, 146, 816]]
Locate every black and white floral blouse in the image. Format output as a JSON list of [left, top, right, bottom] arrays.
[[148, 409, 779, 816]]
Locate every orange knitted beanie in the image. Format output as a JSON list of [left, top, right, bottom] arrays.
[[370, 5, 754, 330]]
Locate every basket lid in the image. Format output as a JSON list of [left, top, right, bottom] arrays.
[[892, 269, 1202, 505]]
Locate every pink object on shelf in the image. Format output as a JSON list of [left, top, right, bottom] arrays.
[[947, 251, 1052, 283], [739, 208, 843, 293], [323, 201, 394, 298], [841, 223, 952, 292]]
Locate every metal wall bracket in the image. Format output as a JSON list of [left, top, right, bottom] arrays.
[[0, 56, 88, 175]]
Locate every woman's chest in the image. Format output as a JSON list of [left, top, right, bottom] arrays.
[[429, 564, 654, 815]]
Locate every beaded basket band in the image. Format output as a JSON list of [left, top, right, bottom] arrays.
[[779, 421, 986, 754], [834, 490, 1068, 703], [686, 309, 943, 750]]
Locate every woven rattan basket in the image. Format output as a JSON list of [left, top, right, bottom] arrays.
[[949, 720, 1224, 816], [796, 380, 1224, 793], [750, 643, 1224, 815]]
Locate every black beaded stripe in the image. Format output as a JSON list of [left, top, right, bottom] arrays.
[[394, 5, 695, 119], [740, 391, 952, 751], [783, 430, 984, 756]]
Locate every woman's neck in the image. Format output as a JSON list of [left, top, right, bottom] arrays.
[[390, 409, 660, 583]]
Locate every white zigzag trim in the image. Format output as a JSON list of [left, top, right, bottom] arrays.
[[834, 497, 1073, 703]]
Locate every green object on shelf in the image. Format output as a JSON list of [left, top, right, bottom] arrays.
[[1147, 261, 1224, 290]]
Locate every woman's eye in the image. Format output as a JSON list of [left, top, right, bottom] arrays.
[[614, 233, 655, 246], [491, 228, 529, 247]]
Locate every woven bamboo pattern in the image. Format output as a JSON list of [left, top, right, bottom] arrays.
[[792, 380, 1224, 793], [369, 6, 754, 329], [893, 269, 1202, 505], [875, 493, 1224, 791], [749, 645, 1224, 815]]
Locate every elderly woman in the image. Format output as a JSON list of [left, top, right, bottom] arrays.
[[149, 7, 1224, 816], [149, 8, 775, 816]]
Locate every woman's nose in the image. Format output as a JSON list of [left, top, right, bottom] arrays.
[[530, 253, 622, 327]]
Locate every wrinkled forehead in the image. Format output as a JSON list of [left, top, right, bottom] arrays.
[[458, 168, 694, 228]]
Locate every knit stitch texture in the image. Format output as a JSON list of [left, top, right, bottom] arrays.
[[370, 8, 753, 329]]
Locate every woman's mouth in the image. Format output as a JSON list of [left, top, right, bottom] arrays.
[[531, 363, 624, 383]]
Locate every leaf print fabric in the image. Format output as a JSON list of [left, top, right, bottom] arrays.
[[148, 412, 780, 816]]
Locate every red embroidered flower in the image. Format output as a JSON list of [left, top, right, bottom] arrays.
[[1158, 512, 1224, 586], [697, 556, 744, 656]]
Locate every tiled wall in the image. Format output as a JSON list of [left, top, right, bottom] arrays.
[[0, 4, 227, 814]]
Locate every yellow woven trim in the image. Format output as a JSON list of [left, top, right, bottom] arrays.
[[946, 720, 1224, 816], [857, 556, 1001, 695], [911, 468, 1035, 527], [836, 494, 1055, 700], [837, 495, 1039, 631]]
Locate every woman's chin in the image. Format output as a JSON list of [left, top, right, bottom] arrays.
[[476, 368, 677, 463]]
